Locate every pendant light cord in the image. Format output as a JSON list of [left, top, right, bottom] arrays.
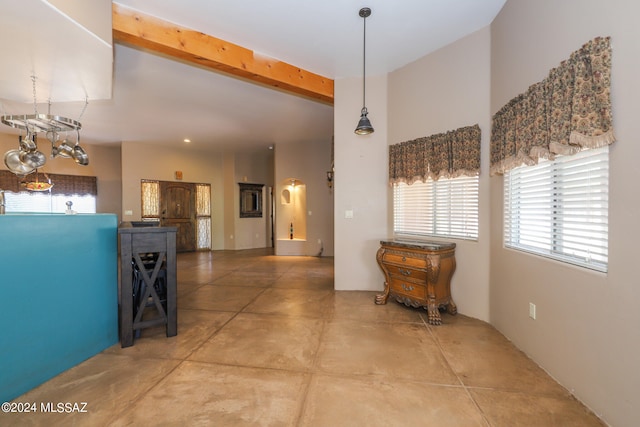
[[362, 14, 367, 110]]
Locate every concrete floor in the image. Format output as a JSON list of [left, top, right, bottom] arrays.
[[3, 248, 603, 426]]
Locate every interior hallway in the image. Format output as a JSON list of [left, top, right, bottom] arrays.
[[4, 249, 604, 426]]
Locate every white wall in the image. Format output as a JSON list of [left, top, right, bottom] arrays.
[[388, 27, 492, 322], [490, 1, 640, 425], [334, 74, 388, 290]]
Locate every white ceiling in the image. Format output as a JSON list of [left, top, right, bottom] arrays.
[[0, 0, 506, 152]]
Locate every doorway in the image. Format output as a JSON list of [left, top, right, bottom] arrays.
[[141, 180, 212, 252], [160, 181, 196, 252]]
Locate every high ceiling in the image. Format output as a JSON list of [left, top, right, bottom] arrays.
[[0, 0, 506, 152]]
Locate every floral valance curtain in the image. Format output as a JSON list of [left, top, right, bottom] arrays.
[[490, 36, 615, 176], [0, 170, 97, 196], [389, 124, 481, 185]]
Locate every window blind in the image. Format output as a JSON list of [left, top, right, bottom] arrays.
[[504, 146, 609, 272], [393, 176, 479, 241]]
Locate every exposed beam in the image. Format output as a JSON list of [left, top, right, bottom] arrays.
[[112, 3, 334, 104]]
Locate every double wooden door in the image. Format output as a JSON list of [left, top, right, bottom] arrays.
[[160, 181, 196, 252]]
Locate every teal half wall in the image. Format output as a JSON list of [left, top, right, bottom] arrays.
[[0, 214, 119, 402]]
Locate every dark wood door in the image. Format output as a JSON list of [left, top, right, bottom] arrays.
[[160, 181, 196, 252]]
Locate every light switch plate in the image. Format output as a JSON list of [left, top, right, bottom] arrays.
[[529, 302, 536, 320]]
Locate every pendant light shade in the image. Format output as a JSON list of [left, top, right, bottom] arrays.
[[355, 107, 374, 135], [355, 7, 374, 135]]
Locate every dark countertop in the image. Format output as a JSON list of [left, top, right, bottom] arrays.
[[380, 239, 456, 251]]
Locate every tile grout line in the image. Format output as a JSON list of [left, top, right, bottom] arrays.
[[421, 313, 493, 427]]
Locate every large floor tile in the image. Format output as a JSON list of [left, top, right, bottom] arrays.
[[242, 288, 334, 318], [178, 284, 265, 311], [103, 309, 234, 360], [316, 319, 460, 385], [328, 290, 425, 323], [470, 388, 605, 427], [110, 361, 309, 426], [0, 354, 180, 427], [211, 270, 279, 287], [299, 374, 487, 427], [272, 274, 334, 290], [435, 324, 568, 396], [188, 313, 324, 371]]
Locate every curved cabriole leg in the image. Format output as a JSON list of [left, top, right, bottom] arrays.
[[446, 299, 457, 315], [427, 302, 442, 325], [375, 281, 390, 305]]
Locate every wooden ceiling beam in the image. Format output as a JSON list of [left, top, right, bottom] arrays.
[[112, 4, 334, 104]]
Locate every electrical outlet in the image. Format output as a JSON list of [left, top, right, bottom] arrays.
[[529, 302, 536, 320]]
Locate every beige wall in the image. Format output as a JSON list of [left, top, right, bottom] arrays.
[[120, 141, 278, 251], [274, 139, 334, 256], [334, 74, 388, 290], [490, 0, 640, 425], [120, 141, 225, 249], [388, 27, 492, 322], [0, 132, 122, 218], [233, 150, 273, 250]]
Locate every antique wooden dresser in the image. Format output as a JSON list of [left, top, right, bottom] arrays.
[[375, 239, 457, 325]]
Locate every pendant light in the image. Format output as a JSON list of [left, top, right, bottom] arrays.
[[355, 7, 374, 135]]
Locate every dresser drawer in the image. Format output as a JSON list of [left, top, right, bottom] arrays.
[[389, 278, 427, 300], [386, 264, 427, 282], [382, 252, 427, 269]]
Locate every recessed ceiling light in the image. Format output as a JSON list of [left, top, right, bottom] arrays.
[[183, 139, 191, 143], [268, 145, 273, 150]]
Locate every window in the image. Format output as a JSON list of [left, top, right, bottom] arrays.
[[5, 192, 96, 213], [393, 175, 479, 241], [0, 172, 97, 214], [141, 180, 160, 220], [504, 146, 609, 272], [195, 183, 211, 250]]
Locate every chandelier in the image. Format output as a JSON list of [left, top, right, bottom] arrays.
[[2, 76, 89, 178]]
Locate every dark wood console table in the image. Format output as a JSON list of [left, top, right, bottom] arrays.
[[375, 239, 456, 325], [118, 223, 177, 347]]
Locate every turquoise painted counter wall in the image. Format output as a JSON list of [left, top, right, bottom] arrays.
[[0, 214, 118, 402]]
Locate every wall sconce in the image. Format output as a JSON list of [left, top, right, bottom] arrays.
[[326, 170, 334, 188]]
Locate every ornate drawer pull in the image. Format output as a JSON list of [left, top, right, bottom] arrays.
[[398, 268, 412, 276], [401, 283, 414, 292], [402, 256, 407, 262]]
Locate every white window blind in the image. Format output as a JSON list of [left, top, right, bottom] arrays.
[[393, 176, 479, 241], [504, 146, 609, 272]]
